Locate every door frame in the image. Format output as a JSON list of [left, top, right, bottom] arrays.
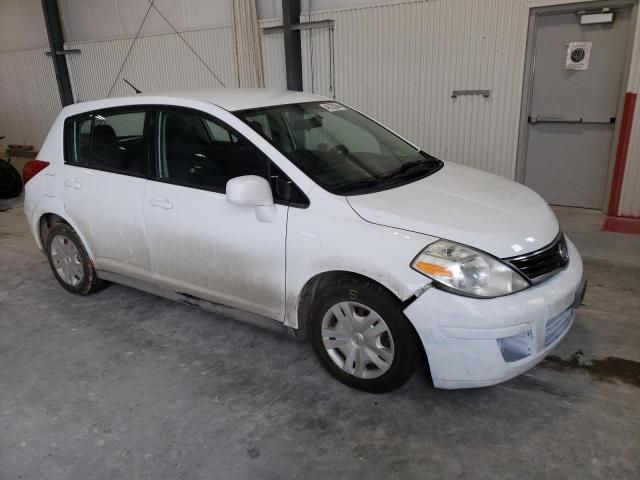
[[515, 0, 639, 211]]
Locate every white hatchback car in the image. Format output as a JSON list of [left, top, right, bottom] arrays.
[[24, 89, 586, 392]]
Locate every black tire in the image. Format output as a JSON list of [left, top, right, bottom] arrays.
[[0, 159, 23, 199], [45, 222, 104, 295], [310, 276, 420, 393]]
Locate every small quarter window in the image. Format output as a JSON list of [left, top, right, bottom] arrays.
[[68, 116, 92, 166], [269, 162, 309, 207]]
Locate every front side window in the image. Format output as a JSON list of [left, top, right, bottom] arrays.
[[66, 109, 149, 176], [237, 102, 443, 195], [156, 109, 267, 192]]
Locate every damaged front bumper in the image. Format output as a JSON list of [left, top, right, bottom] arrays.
[[404, 237, 586, 389]]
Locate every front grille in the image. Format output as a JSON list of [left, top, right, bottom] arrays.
[[544, 308, 574, 348], [506, 233, 569, 283]]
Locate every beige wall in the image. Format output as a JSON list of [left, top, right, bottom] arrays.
[[259, 0, 640, 215], [0, 0, 638, 215], [620, 2, 640, 216]]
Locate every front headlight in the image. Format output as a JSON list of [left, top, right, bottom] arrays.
[[411, 240, 529, 298]]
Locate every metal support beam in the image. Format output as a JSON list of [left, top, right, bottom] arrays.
[[282, 0, 303, 91], [262, 19, 334, 34], [41, 0, 74, 106]]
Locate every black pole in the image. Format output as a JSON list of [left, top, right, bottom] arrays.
[[41, 0, 74, 106], [282, 0, 303, 91]]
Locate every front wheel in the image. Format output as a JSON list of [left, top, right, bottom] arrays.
[[310, 277, 420, 393]]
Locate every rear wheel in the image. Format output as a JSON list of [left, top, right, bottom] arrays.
[[310, 277, 420, 393], [45, 223, 103, 295]]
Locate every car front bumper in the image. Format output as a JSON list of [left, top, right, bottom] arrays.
[[404, 237, 585, 389]]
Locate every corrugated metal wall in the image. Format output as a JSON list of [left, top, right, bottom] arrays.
[[66, 26, 238, 101], [299, 0, 526, 179], [0, 0, 59, 150], [1, 0, 639, 215], [259, 18, 287, 89], [259, 0, 640, 191], [58, 0, 233, 43], [0, 47, 61, 149], [620, 8, 640, 217], [256, 0, 640, 215], [232, 0, 265, 87]]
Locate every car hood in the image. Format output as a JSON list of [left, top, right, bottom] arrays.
[[346, 162, 559, 258]]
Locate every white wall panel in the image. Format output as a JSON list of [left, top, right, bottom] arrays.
[[233, 0, 265, 87], [619, 6, 640, 217], [0, 0, 57, 150], [0, 48, 61, 149], [300, 22, 333, 98], [256, 0, 404, 20], [258, 0, 640, 214], [0, 0, 49, 52], [259, 18, 287, 89], [295, 0, 528, 179], [59, 0, 233, 43], [1, 0, 639, 215], [66, 26, 238, 101]]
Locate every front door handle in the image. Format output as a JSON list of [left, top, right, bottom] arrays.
[[64, 179, 81, 190], [149, 198, 173, 210]]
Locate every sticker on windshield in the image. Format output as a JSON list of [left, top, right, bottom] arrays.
[[319, 103, 347, 112]]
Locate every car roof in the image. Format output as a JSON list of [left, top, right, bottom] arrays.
[[166, 88, 328, 111], [66, 88, 329, 114]]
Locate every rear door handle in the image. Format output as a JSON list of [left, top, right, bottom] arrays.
[[64, 179, 81, 190], [149, 198, 173, 210]]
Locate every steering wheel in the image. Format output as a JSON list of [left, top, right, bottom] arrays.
[[328, 144, 350, 155]]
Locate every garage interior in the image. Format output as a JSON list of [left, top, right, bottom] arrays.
[[1, 0, 640, 478]]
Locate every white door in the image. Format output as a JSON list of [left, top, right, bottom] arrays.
[[143, 108, 288, 321], [61, 108, 152, 281], [524, 8, 632, 208]]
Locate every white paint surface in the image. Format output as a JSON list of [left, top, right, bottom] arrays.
[[25, 90, 585, 388]]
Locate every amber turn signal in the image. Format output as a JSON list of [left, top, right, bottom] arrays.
[[414, 261, 452, 278]]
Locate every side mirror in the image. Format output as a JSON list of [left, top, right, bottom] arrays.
[[226, 175, 276, 223]]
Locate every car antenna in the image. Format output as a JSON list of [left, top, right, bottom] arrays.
[[123, 78, 142, 94]]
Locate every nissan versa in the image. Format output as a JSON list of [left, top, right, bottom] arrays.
[[23, 89, 587, 392]]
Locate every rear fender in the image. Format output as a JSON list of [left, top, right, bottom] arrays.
[[29, 195, 96, 262]]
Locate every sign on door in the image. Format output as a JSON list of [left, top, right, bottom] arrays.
[[566, 41, 592, 70]]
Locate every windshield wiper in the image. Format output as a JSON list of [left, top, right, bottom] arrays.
[[332, 178, 385, 194], [331, 154, 442, 194], [382, 157, 439, 182]]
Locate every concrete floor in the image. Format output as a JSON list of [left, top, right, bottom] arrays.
[[1, 197, 639, 480]]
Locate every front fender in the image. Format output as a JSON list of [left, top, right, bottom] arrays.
[[284, 194, 434, 328]]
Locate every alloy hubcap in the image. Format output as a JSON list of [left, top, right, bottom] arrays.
[[321, 301, 395, 379], [50, 234, 84, 287]]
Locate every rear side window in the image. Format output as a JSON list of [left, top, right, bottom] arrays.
[[66, 109, 149, 176]]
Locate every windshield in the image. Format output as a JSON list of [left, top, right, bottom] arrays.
[[235, 101, 443, 195]]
